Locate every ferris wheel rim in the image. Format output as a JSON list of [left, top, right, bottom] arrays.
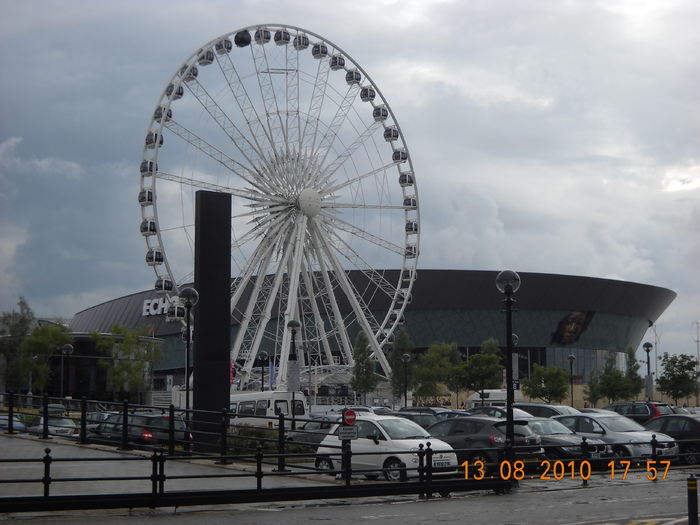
[[139, 24, 419, 388]]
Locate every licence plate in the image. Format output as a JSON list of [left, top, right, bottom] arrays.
[[174, 445, 182, 450], [433, 461, 451, 468], [522, 457, 540, 462]]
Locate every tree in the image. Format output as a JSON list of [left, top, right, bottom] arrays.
[[92, 324, 162, 403], [350, 331, 379, 404], [597, 348, 637, 403], [455, 353, 502, 405], [656, 352, 700, 404], [624, 347, 644, 399], [412, 342, 460, 405], [584, 372, 603, 407], [388, 327, 414, 406], [521, 364, 569, 403], [479, 337, 501, 355], [18, 322, 73, 394], [0, 297, 35, 388]]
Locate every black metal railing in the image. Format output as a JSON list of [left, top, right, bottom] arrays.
[[1, 392, 696, 514]]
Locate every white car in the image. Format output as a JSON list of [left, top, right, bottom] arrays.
[[315, 414, 458, 481], [553, 413, 679, 461]]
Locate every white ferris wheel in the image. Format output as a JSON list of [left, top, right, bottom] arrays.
[[139, 25, 419, 390]]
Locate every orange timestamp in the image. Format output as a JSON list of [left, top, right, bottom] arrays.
[[463, 459, 672, 481]]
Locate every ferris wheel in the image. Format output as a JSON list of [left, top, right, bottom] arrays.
[[139, 25, 419, 390]]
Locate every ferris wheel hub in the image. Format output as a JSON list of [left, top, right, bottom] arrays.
[[298, 187, 322, 217]]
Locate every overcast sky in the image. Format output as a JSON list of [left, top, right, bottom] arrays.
[[1, 0, 698, 363]]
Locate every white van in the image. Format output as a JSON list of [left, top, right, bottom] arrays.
[[464, 389, 523, 409], [229, 391, 308, 428]]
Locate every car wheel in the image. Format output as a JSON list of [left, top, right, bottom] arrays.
[[315, 456, 334, 474], [545, 449, 562, 461], [612, 446, 630, 466], [383, 458, 405, 481], [683, 444, 700, 465], [469, 451, 490, 464]]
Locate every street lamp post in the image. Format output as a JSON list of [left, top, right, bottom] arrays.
[[496, 270, 520, 466], [258, 351, 268, 392], [401, 353, 410, 408], [643, 341, 653, 400], [287, 319, 300, 363], [287, 319, 301, 428], [568, 354, 576, 407], [179, 287, 199, 418], [60, 344, 73, 399]]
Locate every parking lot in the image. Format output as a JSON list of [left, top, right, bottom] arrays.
[[1, 431, 698, 524]]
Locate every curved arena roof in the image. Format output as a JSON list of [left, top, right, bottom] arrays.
[[70, 269, 675, 375]]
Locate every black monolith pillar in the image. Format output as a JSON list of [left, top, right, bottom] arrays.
[[192, 190, 231, 451]]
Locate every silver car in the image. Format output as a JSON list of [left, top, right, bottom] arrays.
[[553, 413, 678, 461], [27, 416, 78, 438]]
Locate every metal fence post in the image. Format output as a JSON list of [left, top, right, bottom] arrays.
[[42, 448, 52, 497], [580, 436, 589, 487], [218, 408, 230, 464], [689, 474, 698, 525], [150, 447, 166, 508], [425, 442, 434, 498], [168, 404, 176, 455], [119, 400, 131, 450], [276, 412, 288, 472], [256, 445, 264, 491], [41, 394, 51, 440], [7, 392, 15, 434], [343, 441, 352, 487], [79, 396, 88, 444], [416, 443, 425, 497], [650, 434, 658, 482]]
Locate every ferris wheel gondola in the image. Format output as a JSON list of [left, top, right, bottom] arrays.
[[139, 25, 419, 390]]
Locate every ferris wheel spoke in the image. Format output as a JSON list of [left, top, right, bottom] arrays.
[[164, 113, 283, 197], [319, 224, 404, 301], [250, 40, 294, 158], [181, 77, 264, 171], [299, 57, 332, 160], [320, 161, 398, 197], [142, 26, 417, 388], [314, 227, 391, 371], [230, 242, 283, 368], [311, 222, 381, 333], [215, 49, 279, 165], [314, 120, 385, 188], [307, 225, 356, 364], [311, 84, 361, 170], [321, 214, 405, 257]]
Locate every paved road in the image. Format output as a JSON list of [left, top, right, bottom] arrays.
[[1, 433, 698, 524], [0, 433, 330, 497]]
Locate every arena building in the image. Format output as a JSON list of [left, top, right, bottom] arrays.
[[66, 269, 675, 403]]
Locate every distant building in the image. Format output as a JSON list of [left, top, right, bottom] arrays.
[[65, 269, 675, 402]]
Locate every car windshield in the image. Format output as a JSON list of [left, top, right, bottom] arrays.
[[47, 418, 74, 426], [377, 418, 430, 439], [528, 419, 572, 435], [600, 416, 646, 432]]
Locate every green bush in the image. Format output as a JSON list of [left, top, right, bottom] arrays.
[[226, 424, 315, 456]]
